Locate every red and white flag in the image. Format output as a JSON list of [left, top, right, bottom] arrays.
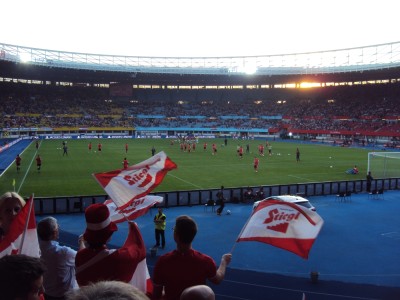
[[237, 200, 324, 259], [0, 195, 40, 258], [127, 222, 153, 295], [105, 195, 163, 223], [93, 151, 177, 210]]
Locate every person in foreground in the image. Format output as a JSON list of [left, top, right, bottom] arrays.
[[0, 191, 26, 240], [75, 203, 146, 287], [66, 281, 150, 300], [152, 215, 232, 300], [0, 254, 46, 300], [180, 285, 215, 300], [37, 216, 85, 299]]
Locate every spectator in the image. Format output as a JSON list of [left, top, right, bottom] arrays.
[[75, 203, 146, 288], [0, 191, 26, 240], [153, 215, 232, 300], [66, 281, 149, 300], [0, 254, 46, 300], [255, 187, 265, 200], [37, 216, 85, 299]]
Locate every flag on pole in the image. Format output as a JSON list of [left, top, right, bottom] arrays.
[[76, 222, 153, 295], [0, 195, 40, 258], [127, 222, 153, 295], [236, 200, 324, 259], [93, 151, 177, 210], [105, 195, 163, 223]]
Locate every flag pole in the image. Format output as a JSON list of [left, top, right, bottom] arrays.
[[229, 209, 254, 254], [19, 194, 34, 253]]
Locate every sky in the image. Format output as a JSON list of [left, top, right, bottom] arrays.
[[1, 0, 398, 58]]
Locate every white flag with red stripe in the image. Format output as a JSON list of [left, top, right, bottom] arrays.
[[0, 195, 40, 258], [93, 151, 177, 210], [237, 200, 324, 259], [105, 195, 163, 223], [126, 222, 153, 295]]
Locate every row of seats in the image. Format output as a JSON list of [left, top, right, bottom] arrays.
[[336, 189, 384, 202]]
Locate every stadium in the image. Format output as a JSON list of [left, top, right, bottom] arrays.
[[1, 38, 400, 299]]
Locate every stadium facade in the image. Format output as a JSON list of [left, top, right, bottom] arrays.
[[1, 41, 400, 143]]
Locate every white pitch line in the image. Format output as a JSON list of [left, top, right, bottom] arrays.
[[17, 148, 40, 193], [167, 173, 204, 189], [287, 174, 314, 181]]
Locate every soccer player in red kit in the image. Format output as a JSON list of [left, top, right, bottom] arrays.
[[36, 155, 42, 172], [15, 154, 22, 172], [88, 142, 92, 152], [122, 158, 129, 170], [125, 143, 128, 153], [212, 143, 217, 155], [254, 156, 259, 172]]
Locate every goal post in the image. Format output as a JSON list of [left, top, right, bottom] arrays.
[[368, 152, 400, 178]]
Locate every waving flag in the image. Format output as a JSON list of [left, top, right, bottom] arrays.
[[76, 222, 153, 295], [237, 200, 324, 259], [93, 151, 177, 210], [0, 195, 40, 258], [105, 195, 163, 223]]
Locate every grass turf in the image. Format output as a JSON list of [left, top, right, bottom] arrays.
[[0, 138, 371, 198]]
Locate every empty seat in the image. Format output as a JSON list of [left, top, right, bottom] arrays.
[[336, 192, 346, 202], [204, 199, 216, 212]]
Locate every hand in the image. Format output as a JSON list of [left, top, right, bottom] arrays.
[[222, 253, 232, 265]]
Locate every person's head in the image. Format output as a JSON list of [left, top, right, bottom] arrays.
[[83, 203, 118, 248], [66, 280, 150, 300], [157, 207, 163, 214], [0, 254, 46, 300], [0, 192, 26, 236], [37, 216, 59, 241], [180, 285, 215, 300], [174, 215, 197, 245]]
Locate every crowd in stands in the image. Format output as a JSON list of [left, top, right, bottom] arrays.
[[1, 82, 400, 136]]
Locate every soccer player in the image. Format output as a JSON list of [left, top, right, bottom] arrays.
[[212, 143, 217, 155], [238, 145, 243, 159], [254, 156, 259, 172], [125, 143, 128, 153], [36, 154, 42, 172], [296, 148, 300, 162], [15, 154, 21, 172], [88, 142, 92, 153], [97, 143, 102, 153], [63, 144, 68, 156], [122, 157, 129, 170], [203, 142, 207, 151]]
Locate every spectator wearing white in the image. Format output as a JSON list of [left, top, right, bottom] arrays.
[[37, 217, 85, 300]]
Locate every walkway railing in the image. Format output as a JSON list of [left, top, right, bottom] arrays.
[[34, 177, 400, 215]]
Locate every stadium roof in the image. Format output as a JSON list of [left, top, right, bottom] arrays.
[[1, 41, 400, 85]]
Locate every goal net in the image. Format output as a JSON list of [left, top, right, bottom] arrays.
[[368, 152, 400, 178]]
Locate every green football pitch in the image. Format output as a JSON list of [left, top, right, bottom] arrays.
[[0, 138, 370, 198]]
